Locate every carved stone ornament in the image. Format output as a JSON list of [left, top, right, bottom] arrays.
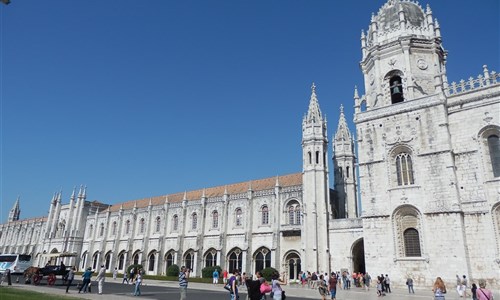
[[417, 59, 428, 70], [370, 73, 375, 86], [388, 58, 397, 67]]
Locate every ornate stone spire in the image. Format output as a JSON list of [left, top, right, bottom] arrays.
[[304, 83, 323, 124], [335, 105, 351, 142], [8, 196, 21, 222]]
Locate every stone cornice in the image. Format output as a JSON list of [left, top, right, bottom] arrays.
[[355, 95, 443, 124]]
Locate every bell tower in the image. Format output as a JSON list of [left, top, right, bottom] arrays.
[[333, 104, 358, 219], [356, 0, 448, 112], [301, 83, 331, 273]]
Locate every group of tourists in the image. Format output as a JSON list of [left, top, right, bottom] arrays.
[[433, 276, 494, 300]]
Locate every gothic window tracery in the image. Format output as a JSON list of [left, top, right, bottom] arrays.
[[204, 249, 217, 267], [191, 213, 198, 230], [132, 250, 140, 265], [254, 247, 271, 272], [112, 221, 117, 235], [139, 218, 145, 234], [165, 251, 175, 271], [148, 251, 156, 272], [393, 205, 423, 258], [212, 211, 219, 228], [125, 220, 131, 234], [172, 215, 179, 231], [155, 217, 161, 233], [235, 208, 243, 227], [488, 134, 500, 177], [392, 146, 415, 186], [286, 200, 301, 225], [118, 251, 125, 270], [184, 250, 194, 270], [261, 205, 269, 225], [227, 248, 242, 272]]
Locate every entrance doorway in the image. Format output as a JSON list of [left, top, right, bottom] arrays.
[[352, 238, 365, 273]]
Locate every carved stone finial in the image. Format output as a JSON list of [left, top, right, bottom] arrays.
[[340, 104, 344, 113], [426, 4, 432, 14], [311, 82, 316, 94], [354, 85, 359, 99]]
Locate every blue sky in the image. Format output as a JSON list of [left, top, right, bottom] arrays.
[[1, 0, 499, 222]]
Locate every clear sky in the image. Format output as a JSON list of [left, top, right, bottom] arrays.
[[1, 0, 499, 222]]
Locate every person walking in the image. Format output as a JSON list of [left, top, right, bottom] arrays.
[[133, 269, 142, 296], [213, 268, 220, 285], [476, 279, 493, 300], [122, 271, 129, 284], [432, 277, 447, 300], [5, 269, 12, 286], [96, 265, 106, 295], [318, 274, 328, 300], [384, 274, 391, 293], [228, 270, 240, 300], [113, 267, 118, 280], [461, 275, 468, 298], [270, 271, 287, 300], [364, 273, 371, 291], [471, 283, 478, 300], [328, 272, 337, 300], [406, 277, 415, 294], [223, 269, 228, 285], [179, 266, 189, 300], [65, 267, 75, 293], [78, 267, 93, 293]]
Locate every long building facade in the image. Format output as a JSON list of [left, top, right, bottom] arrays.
[[1, 0, 499, 289]]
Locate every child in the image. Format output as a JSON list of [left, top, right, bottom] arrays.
[[376, 280, 383, 297], [471, 283, 478, 300]]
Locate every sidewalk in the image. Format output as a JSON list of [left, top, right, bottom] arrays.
[[8, 278, 500, 300]]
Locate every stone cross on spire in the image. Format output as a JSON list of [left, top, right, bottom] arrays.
[[305, 82, 323, 124]]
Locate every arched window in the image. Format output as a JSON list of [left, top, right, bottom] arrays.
[[155, 217, 161, 233], [139, 218, 145, 234], [316, 151, 320, 164], [308, 152, 312, 164], [212, 211, 219, 229], [488, 134, 500, 177], [148, 251, 156, 272], [125, 220, 131, 234], [172, 215, 179, 231], [261, 205, 269, 225], [165, 252, 174, 271], [395, 152, 415, 185], [204, 249, 217, 267], [191, 213, 198, 230], [92, 252, 99, 269], [132, 251, 140, 265], [227, 248, 242, 273], [118, 251, 125, 270], [99, 223, 105, 237], [393, 205, 423, 258], [254, 248, 271, 272], [105, 251, 111, 270], [287, 200, 301, 225], [235, 208, 243, 226], [184, 251, 194, 271], [403, 228, 422, 257], [288, 206, 295, 225], [346, 166, 350, 178], [390, 75, 404, 104], [285, 252, 302, 280], [360, 99, 367, 112], [112, 221, 117, 235]]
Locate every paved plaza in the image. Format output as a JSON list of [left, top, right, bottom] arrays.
[[5, 278, 500, 300]]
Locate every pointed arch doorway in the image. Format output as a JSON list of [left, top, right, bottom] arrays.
[[351, 238, 365, 273]]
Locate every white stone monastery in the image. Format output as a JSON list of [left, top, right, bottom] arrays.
[[1, 0, 499, 288]]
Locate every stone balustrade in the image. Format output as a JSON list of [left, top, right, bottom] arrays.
[[446, 65, 499, 96]]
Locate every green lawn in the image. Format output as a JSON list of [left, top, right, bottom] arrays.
[[0, 287, 74, 300]]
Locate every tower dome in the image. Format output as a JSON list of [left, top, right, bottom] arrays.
[[366, 0, 438, 46]]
